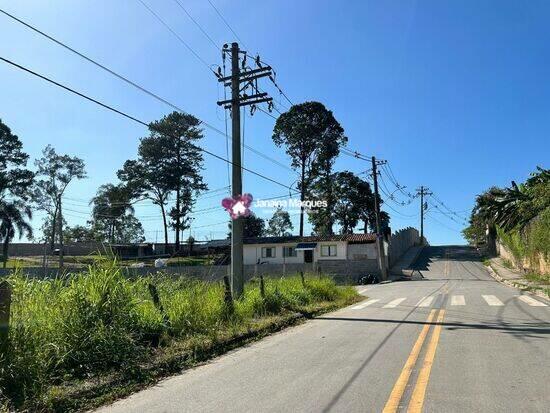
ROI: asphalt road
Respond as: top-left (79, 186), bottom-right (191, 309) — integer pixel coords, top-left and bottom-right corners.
top-left (98, 246), bottom-right (549, 413)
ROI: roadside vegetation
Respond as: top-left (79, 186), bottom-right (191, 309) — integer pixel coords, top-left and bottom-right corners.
top-left (0, 262), bottom-right (358, 411)
top-left (463, 167), bottom-right (549, 293)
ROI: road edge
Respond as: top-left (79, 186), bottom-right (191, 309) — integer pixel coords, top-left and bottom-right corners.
top-left (485, 261), bottom-right (549, 301)
top-left (42, 296), bottom-right (362, 413)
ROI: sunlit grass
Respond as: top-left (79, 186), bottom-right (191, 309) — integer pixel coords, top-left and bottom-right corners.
top-left (0, 263), bottom-right (357, 410)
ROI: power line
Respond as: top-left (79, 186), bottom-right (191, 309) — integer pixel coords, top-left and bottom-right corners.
top-left (429, 193), bottom-right (469, 219)
top-left (425, 213), bottom-right (463, 232)
top-left (426, 201), bottom-right (467, 226)
top-left (171, 0), bottom-right (219, 50)
top-left (378, 172), bottom-right (414, 206)
top-left (381, 163), bottom-right (416, 200)
top-left (206, 0), bottom-right (246, 48)
top-left (0, 7), bottom-right (290, 176)
top-left (136, 0), bottom-right (215, 72)
top-left (0, 56), bottom-right (298, 193)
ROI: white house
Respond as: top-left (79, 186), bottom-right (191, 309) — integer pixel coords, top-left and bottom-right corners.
top-left (242, 234), bottom-right (380, 265)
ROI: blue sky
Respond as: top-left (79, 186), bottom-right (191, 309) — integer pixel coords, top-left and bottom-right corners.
top-left (1, 0), bottom-right (549, 245)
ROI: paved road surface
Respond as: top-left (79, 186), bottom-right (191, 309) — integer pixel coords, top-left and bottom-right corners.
top-left (98, 246), bottom-right (549, 413)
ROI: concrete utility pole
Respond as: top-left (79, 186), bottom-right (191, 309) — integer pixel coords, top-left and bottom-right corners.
top-left (416, 186), bottom-right (432, 245)
top-left (371, 156), bottom-right (388, 281)
top-left (217, 43), bottom-right (273, 297)
top-left (58, 195), bottom-right (64, 271)
top-left (229, 42), bottom-right (244, 297)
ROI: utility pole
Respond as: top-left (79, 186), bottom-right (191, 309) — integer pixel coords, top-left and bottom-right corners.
top-left (217, 43), bottom-right (273, 297)
top-left (58, 195), bottom-right (64, 271)
top-left (416, 186), bottom-right (432, 244)
top-left (371, 156), bottom-right (388, 281)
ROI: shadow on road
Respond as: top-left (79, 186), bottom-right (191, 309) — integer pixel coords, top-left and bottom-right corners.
top-left (406, 245), bottom-right (487, 279)
top-left (315, 316), bottom-right (550, 339)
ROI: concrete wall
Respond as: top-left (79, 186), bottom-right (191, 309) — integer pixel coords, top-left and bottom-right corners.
top-left (243, 241), bottom-right (348, 265)
top-left (0, 259), bottom-right (377, 284)
top-left (497, 241), bottom-right (549, 275)
top-left (388, 227), bottom-right (421, 267)
top-left (7, 242), bottom-right (107, 257)
top-left (244, 243), bottom-right (305, 265)
top-left (347, 243), bottom-right (378, 260)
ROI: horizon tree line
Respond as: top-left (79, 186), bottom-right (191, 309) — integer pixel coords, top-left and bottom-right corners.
top-left (1, 102), bottom-right (390, 265)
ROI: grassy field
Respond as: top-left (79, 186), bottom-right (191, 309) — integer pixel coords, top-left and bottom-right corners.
top-left (0, 263), bottom-right (358, 411)
top-left (1, 254), bottom-right (221, 270)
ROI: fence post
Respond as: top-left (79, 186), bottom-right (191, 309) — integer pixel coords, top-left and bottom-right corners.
top-left (223, 275), bottom-right (233, 306)
top-left (0, 280), bottom-right (12, 355)
top-left (259, 274), bottom-right (265, 298)
top-left (148, 283), bottom-right (170, 326)
top-left (300, 270), bottom-right (306, 287)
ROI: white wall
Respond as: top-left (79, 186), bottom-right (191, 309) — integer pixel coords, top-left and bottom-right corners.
top-left (314, 241), bottom-right (347, 261)
top-left (243, 241), bottom-right (348, 265)
top-left (243, 243), bottom-right (304, 265)
top-left (347, 243), bottom-right (378, 260)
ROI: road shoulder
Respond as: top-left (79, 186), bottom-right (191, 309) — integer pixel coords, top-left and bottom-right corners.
top-left (485, 258), bottom-right (549, 301)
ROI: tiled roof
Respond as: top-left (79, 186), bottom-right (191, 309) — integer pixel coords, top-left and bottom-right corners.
top-left (242, 233), bottom-right (377, 245)
top-left (204, 233), bottom-right (377, 248)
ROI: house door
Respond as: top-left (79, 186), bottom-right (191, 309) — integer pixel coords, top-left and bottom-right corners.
top-left (304, 250), bottom-right (313, 263)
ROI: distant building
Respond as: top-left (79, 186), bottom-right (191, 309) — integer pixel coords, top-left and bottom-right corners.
top-left (241, 233), bottom-right (379, 265)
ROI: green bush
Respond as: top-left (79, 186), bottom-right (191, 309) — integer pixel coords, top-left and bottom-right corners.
top-left (0, 264), bottom-right (356, 409)
top-left (498, 207), bottom-right (550, 273)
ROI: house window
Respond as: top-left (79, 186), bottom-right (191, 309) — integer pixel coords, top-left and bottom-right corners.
top-left (261, 247), bottom-right (276, 258)
top-left (283, 246), bottom-right (297, 257)
top-left (321, 244), bottom-right (337, 257)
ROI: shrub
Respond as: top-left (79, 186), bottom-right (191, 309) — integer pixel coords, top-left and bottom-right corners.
top-left (1, 264), bottom-right (355, 409)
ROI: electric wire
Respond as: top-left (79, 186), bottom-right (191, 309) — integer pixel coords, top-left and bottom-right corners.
top-left (136, 0), bottom-right (215, 72)
top-left (206, 0), bottom-right (247, 48)
top-left (0, 56), bottom-right (298, 193)
top-left (171, 0), bottom-right (219, 50)
top-left (0, 8), bottom-right (291, 176)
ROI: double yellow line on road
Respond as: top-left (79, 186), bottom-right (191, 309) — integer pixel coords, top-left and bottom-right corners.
top-left (382, 308), bottom-right (446, 413)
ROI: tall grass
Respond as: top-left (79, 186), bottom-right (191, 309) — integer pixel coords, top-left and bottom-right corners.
top-left (0, 263), bottom-right (356, 409)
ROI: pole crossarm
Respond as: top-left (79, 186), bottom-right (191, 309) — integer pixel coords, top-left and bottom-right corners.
top-left (222, 96), bottom-right (273, 109)
top-left (217, 92), bottom-right (269, 107)
top-left (222, 70), bottom-right (272, 87)
top-left (217, 66), bottom-right (272, 83)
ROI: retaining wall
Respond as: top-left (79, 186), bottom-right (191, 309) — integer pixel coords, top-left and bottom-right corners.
top-left (388, 227), bottom-right (421, 267)
top-left (0, 259), bottom-right (380, 285)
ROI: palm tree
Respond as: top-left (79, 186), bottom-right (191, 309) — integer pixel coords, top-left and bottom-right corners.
top-left (0, 200), bottom-right (33, 268)
top-left (472, 187), bottom-right (505, 256)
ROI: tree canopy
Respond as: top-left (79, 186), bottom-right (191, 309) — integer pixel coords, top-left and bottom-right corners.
top-left (0, 119), bottom-right (34, 265)
top-left (33, 145), bottom-right (86, 251)
top-left (145, 112), bottom-right (207, 249)
top-left (266, 208), bottom-right (294, 236)
top-left (273, 101), bottom-right (346, 236)
top-left (228, 214), bottom-right (265, 238)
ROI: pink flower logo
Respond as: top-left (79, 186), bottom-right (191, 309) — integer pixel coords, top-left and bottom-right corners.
top-left (222, 193), bottom-right (253, 220)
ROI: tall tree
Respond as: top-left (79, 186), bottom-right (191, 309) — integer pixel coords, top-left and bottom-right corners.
top-left (266, 208), bottom-right (294, 236)
top-left (90, 184), bottom-right (143, 243)
top-left (33, 145), bottom-right (86, 258)
top-left (147, 112), bottom-right (207, 251)
top-left (118, 156), bottom-right (171, 249)
top-left (310, 171), bottom-right (383, 235)
top-left (228, 214), bottom-right (265, 238)
top-left (0, 119), bottom-right (34, 266)
top-left (330, 172), bottom-right (363, 234)
top-left (273, 102), bottom-right (346, 236)
top-left (63, 224), bottom-right (96, 243)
